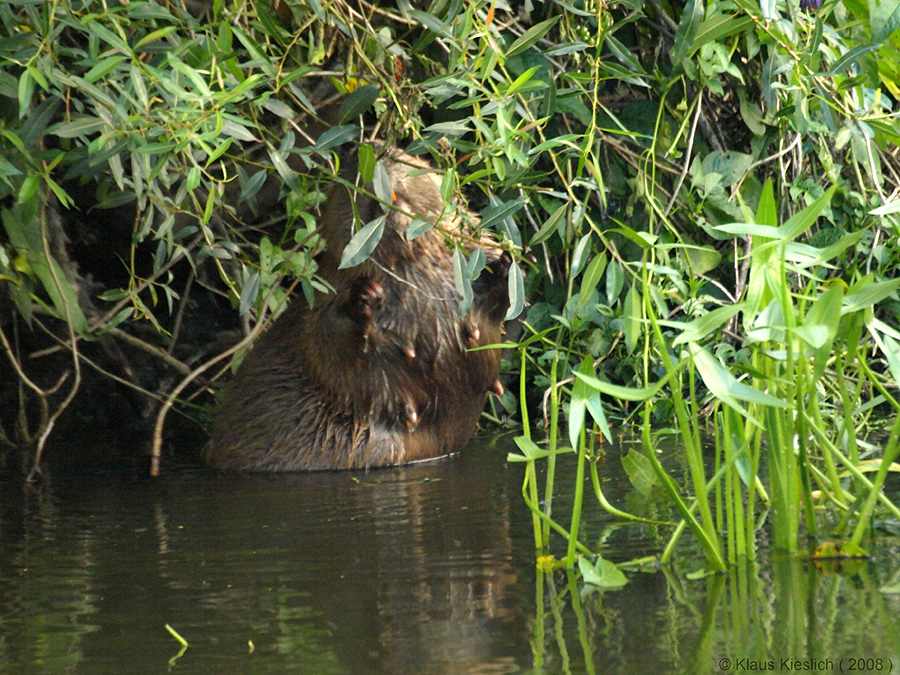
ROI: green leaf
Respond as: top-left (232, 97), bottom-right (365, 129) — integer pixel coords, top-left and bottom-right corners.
top-left (670, 304), bottom-right (742, 346)
top-left (671, 0), bottom-right (705, 65)
top-left (358, 144), bottom-right (376, 184)
top-left (623, 285), bottom-right (641, 353)
top-left (842, 278), bottom-right (900, 314)
top-left (691, 345), bottom-right (789, 412)
top-left (268, 146), bottom-right (298, 192)
top-left (506, 260), bottom-right (525, 320)
top-left (48, 116), bottom-right (106, 138)
top-left (238, 271), bottom-right (260, 316)
top-left (872, 0), bottom-right (900, 43)
top-left (339, 215), bottom-right (385, 269)
top-left (313, 125), bottom-right (358, 154)
top-left (406, 217), bottom-right (433, 240)
top-left (578, 556), bottom-right (628, 589)
top-left (373, 160), bottom-right (392, 205)
top-left (506, 66), bottom-right (539, 96)
top-left (135, 25), bottom-right (178, 48)
top-left (17, 70), bottom-right (33, 119)
top-left (692, 13), bottom-right (755, 55)
top-left (776, 186), bottom-right (836, 240)
top-left (621, 449), bottom-right (657, 496)
top-left (508, 436), bottom-right (555, 461)
top-left (232, 26), bottom-right (277, 78)
top-left (530, 202), bottom-right (566, 246)
top-left (798, 283), bottom-right (843, 349)
top-left (606, 34), bottom-right (645, 73)
top-left (757, 179), bottom-right (777, 227)
top-left (577, 253), bottom-right (607, 308)
top-left (339, 84), bottom-right (381, 123)
top-left (221, 118), bottom-right (258, 142)
top-left (816, 43), bottom-right (882, 77)
top-left (480, 197), bottom-right (527, 231)
top-left (453, 247), bottom-right (473, 315)
top-left (569, 358), bottom-right (590, 450)
top-left (507, 16), bottom-right (560, 58)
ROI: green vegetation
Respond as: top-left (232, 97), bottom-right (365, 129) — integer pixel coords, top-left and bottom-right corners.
top-left (1, 0), bottom-right (899, 567)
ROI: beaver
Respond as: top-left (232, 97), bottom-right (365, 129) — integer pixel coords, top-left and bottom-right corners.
top-left (206, 149), bottom-right (511, 471)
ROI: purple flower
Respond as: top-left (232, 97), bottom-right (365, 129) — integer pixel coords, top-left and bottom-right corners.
top-left (800, 0), bottom-right (820, 11)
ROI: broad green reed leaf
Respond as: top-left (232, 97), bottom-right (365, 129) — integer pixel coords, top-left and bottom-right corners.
top-left (777, 186), bottom-right (836, 240)
top-left (574, 361), bottom-right (685, 401)
top-left (842, 278), bottom-right (900, 314)
top-left (799, 283), bottom-right (842, 348)
top-left (669, 304), bottom-right (742, 346)
top-left (569, 358), bottom-right (612, 447)
top-left (691, 345), bottom-right (790, 411)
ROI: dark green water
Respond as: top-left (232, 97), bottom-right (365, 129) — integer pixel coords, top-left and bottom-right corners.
top-left (1, 437), bottom-right (899, 674)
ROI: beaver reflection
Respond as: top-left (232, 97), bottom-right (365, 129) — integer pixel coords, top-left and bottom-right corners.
top-left (207, 150), bottom-right (511, 471)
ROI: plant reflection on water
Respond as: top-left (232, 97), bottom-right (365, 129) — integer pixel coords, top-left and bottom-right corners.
top-left (1, 436), bottom-right (898, 674)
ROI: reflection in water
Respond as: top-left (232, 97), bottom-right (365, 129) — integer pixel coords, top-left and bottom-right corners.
top-left (1, 437), bottom-right (899, 674)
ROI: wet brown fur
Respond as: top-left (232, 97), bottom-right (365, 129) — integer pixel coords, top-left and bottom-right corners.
top-left (207, 150), bottom-right (511, 471)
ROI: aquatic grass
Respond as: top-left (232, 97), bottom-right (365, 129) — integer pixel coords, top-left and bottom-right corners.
top-left (514, 181), bottom-right (900, 572)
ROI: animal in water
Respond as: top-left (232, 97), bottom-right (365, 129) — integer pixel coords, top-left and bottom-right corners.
top-left (207, 149), bottom-right (512, 471)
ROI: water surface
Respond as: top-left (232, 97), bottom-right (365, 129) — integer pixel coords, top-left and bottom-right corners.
top-left (1, 436), bottom-right (899, 674)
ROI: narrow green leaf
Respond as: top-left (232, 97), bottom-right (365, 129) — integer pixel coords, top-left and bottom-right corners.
top-left (17, 70), bottom-right (33, 119)
top-left (48, 116), bottom-right (106, 138)
top-left (238, 271), bottom-right (260, 316)
top-left (670, 304), bottom-right (742, 346)
top-left (480, 197), bottom-right (527, 231)
top-left (505, 262), bottom-right (525, 321)
top-left (507, 16), bottom-right (560, 58)
top-left (135, 25), bottom-right (178, 48)
top-left (372, 160), bottom-right (392, 205)
top-left (842, 278), bottom-right (900, 314)
top-left (692, 346), bottom-right (789, 410)
top-left (232, 26), bottom-right (277, 78)
top-left (406, 217), bottom-right (433, 240)
top-left (530, 202), bottom-right (566, 246)
top-left (453, 247), bottom-right (473, 315)
top-left (623, 285), bottom-right (641, 353)
top-left (569, 358), bottom-right (589, 450)
top-left (756, 179), bottom-right (777, 227)
top-left (339, 215), bottom-right (386, 269)
top-left (358, 144), bottom-right (376, 184)
top-left (84, 55), bottom-right (126, 84)
top-left (691, 13), bottom-right (755, 55)
top-left (506, 66), bottom-right (539, 96)
top-left (671, 0), bottom-right (705, 65)
top-left (577, 253), bottom-right (607, 308)
top-left (816, 43), bottom-right (882, 77)
top-left (775, 186), bottom-right (835, 240)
